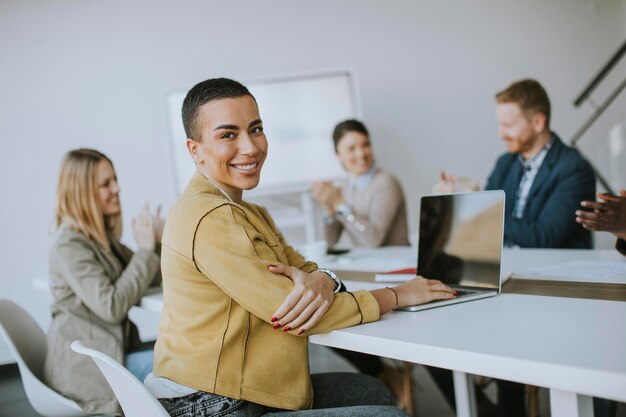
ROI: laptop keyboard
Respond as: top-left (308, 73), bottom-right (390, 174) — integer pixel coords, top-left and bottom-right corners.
top-left (456, 289), bottom-right (478, 297)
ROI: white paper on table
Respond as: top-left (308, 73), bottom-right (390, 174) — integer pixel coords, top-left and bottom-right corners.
top-left (330, 247), bottom-right (416, 272)
top-left (374, 273), bottom-right (415, 283)
top-left (512, 260), bottom-right (626, 284)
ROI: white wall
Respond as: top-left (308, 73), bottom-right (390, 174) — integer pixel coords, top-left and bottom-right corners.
top-left (1, 0), bottom-right (625, 363)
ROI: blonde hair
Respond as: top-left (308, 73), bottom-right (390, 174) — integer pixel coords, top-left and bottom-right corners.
top-left (55, 149), bottom-right (122, 251)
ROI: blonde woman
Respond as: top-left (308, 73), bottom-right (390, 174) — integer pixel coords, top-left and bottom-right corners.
top-left (44, 149), bottom-right (163, 416)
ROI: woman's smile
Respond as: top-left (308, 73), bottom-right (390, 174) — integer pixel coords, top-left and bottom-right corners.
top-left (230, 159), bottom-right (261, 174)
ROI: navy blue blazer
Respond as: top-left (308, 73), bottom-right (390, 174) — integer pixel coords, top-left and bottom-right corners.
top-left (485, 133), bottom-right (595, 248)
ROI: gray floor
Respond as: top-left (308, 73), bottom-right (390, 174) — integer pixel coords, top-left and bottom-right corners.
top-left (1, 346), bottom-right (624, 417)
top-left (0, 364), bottom-right (40, 417)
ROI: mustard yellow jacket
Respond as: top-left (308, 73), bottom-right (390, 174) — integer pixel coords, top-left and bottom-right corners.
top-left (154, 173), bottom-right (380, 410)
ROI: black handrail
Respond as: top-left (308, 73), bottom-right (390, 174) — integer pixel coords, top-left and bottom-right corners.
top-left (569, 39), bottom-right (626, 194)
top-left (571, 77), bottom-right (626, 147)
top-left (569, 73), bottom-right (624, 194)
top-left (573, 39), bottom-right (626, 107)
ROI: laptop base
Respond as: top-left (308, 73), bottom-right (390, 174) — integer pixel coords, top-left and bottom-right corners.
top-left (396, 290), bottom-right (497, 312)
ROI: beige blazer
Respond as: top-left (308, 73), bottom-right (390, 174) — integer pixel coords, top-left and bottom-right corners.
top-left (325, 169), bottom-right (410, 247)
top-left (154, 173), bottom-right (379, 411)
top-left (44, 223), bottom-right (161, 416)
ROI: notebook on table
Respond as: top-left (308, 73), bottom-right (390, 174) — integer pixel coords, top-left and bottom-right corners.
top-left (398, 190), bottom-right (505, 312)
top-left (375, 268), bottom-right (417, 283)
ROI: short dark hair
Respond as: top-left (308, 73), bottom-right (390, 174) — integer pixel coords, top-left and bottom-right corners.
top-left (332, 119), bottom-right (369, 152)
top-left (182, 78), bottom-right (254, 141)
top-left (495, 79), bottom-right (551, 127)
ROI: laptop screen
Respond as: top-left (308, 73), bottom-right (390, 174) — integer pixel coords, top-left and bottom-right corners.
top-left (418, 191), bottom-right (504, 289)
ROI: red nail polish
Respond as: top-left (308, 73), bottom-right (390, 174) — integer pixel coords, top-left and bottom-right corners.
top-left (271, 316), bottom-right (278, 322)
top-left (273, 322), bottom-right (281, 329)
top-left (297, 329), bottom-right (305, 335)
top-left (283, 326), bottom-right (291, 332)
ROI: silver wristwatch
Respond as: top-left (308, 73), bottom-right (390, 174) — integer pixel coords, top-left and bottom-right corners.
top-left (317, 269), bottom-right (343, 293)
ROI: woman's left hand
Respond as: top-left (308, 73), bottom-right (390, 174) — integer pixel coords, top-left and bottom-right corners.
top-left (311, 181), bottom-right (332, 205)
top-left (268, 264), bottom-right (336, 335)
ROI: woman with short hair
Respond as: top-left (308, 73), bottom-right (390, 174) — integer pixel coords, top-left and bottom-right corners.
top-left (149, 78), bottom-right (456, 417)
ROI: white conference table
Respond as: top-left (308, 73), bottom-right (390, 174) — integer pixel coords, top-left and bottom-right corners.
top-left (320, 246), bottom-right (626, 283)
top-left (141, 248), bottom-right (626, 417)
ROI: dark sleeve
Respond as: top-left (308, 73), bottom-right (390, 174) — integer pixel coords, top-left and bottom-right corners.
top-left (616, 238), bottom-right (626, 256)
top-left (485, 154), bottom-right (509, 191)
top-left (504, 156), bottom-right (595, 248)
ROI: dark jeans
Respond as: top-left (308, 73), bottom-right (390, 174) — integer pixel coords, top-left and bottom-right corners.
top-left (158, 372), bottom-right (408, 417)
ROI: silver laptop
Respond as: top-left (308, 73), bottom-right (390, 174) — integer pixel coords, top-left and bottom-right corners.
top-left (398, 190), bottom-right (505, 311)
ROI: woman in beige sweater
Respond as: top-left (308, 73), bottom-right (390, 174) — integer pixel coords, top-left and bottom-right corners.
top-left (311, 120), bottom-right (411, 407)
top-left (44, 149), bottom-right (162, 415)
top-left (149, 78), bottom-right (456, 417)
top-left (311, 119), bottom-right (409, 248)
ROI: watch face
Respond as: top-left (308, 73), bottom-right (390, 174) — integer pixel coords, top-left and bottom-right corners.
top-left (319, 269), bottom-right (341, 292)
top-left (322, 269), bottom-right (336, 278)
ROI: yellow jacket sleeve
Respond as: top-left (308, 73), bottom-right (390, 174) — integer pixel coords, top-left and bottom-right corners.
top-left (193, 204), bottom-right (379, 333)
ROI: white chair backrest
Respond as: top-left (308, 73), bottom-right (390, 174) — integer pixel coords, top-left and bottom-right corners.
top-left (0, 299), bottom-right (87, 417)
top-left (71, 340), bottom-right (171, 417)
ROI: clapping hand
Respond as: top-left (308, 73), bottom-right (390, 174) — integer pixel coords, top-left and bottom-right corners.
top-left (311, 181), bottom-right (344, 215)
top-left (433, 170), bottom-right (479, 194)
top-left (576, 189), bottom-right (626, 240)
top-left (132, 203), bottom-right (156, 251)
top-left (152, 204), bottom-right (165, 243)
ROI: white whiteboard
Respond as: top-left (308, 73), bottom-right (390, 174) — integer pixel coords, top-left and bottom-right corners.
top-left (166, 72), bottom-right (358, 194)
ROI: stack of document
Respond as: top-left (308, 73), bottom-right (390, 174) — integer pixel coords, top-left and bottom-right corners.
top-left (512, 260), bottom-right (626, 284)
top-left (374, 268), bottom-right (417, 283)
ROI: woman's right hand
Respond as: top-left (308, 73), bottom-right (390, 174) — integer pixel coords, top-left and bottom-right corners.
top-left (132, 203), bottom-right (156, 251)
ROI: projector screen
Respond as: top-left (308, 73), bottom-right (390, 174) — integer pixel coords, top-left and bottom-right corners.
top-left (166, 72), bottom-right (358, 194)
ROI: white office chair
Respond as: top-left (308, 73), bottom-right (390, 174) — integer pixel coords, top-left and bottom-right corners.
top-left (0, 299), bottom-right (87, 417)
top-left (70, 340), bottom-right (170, 417)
